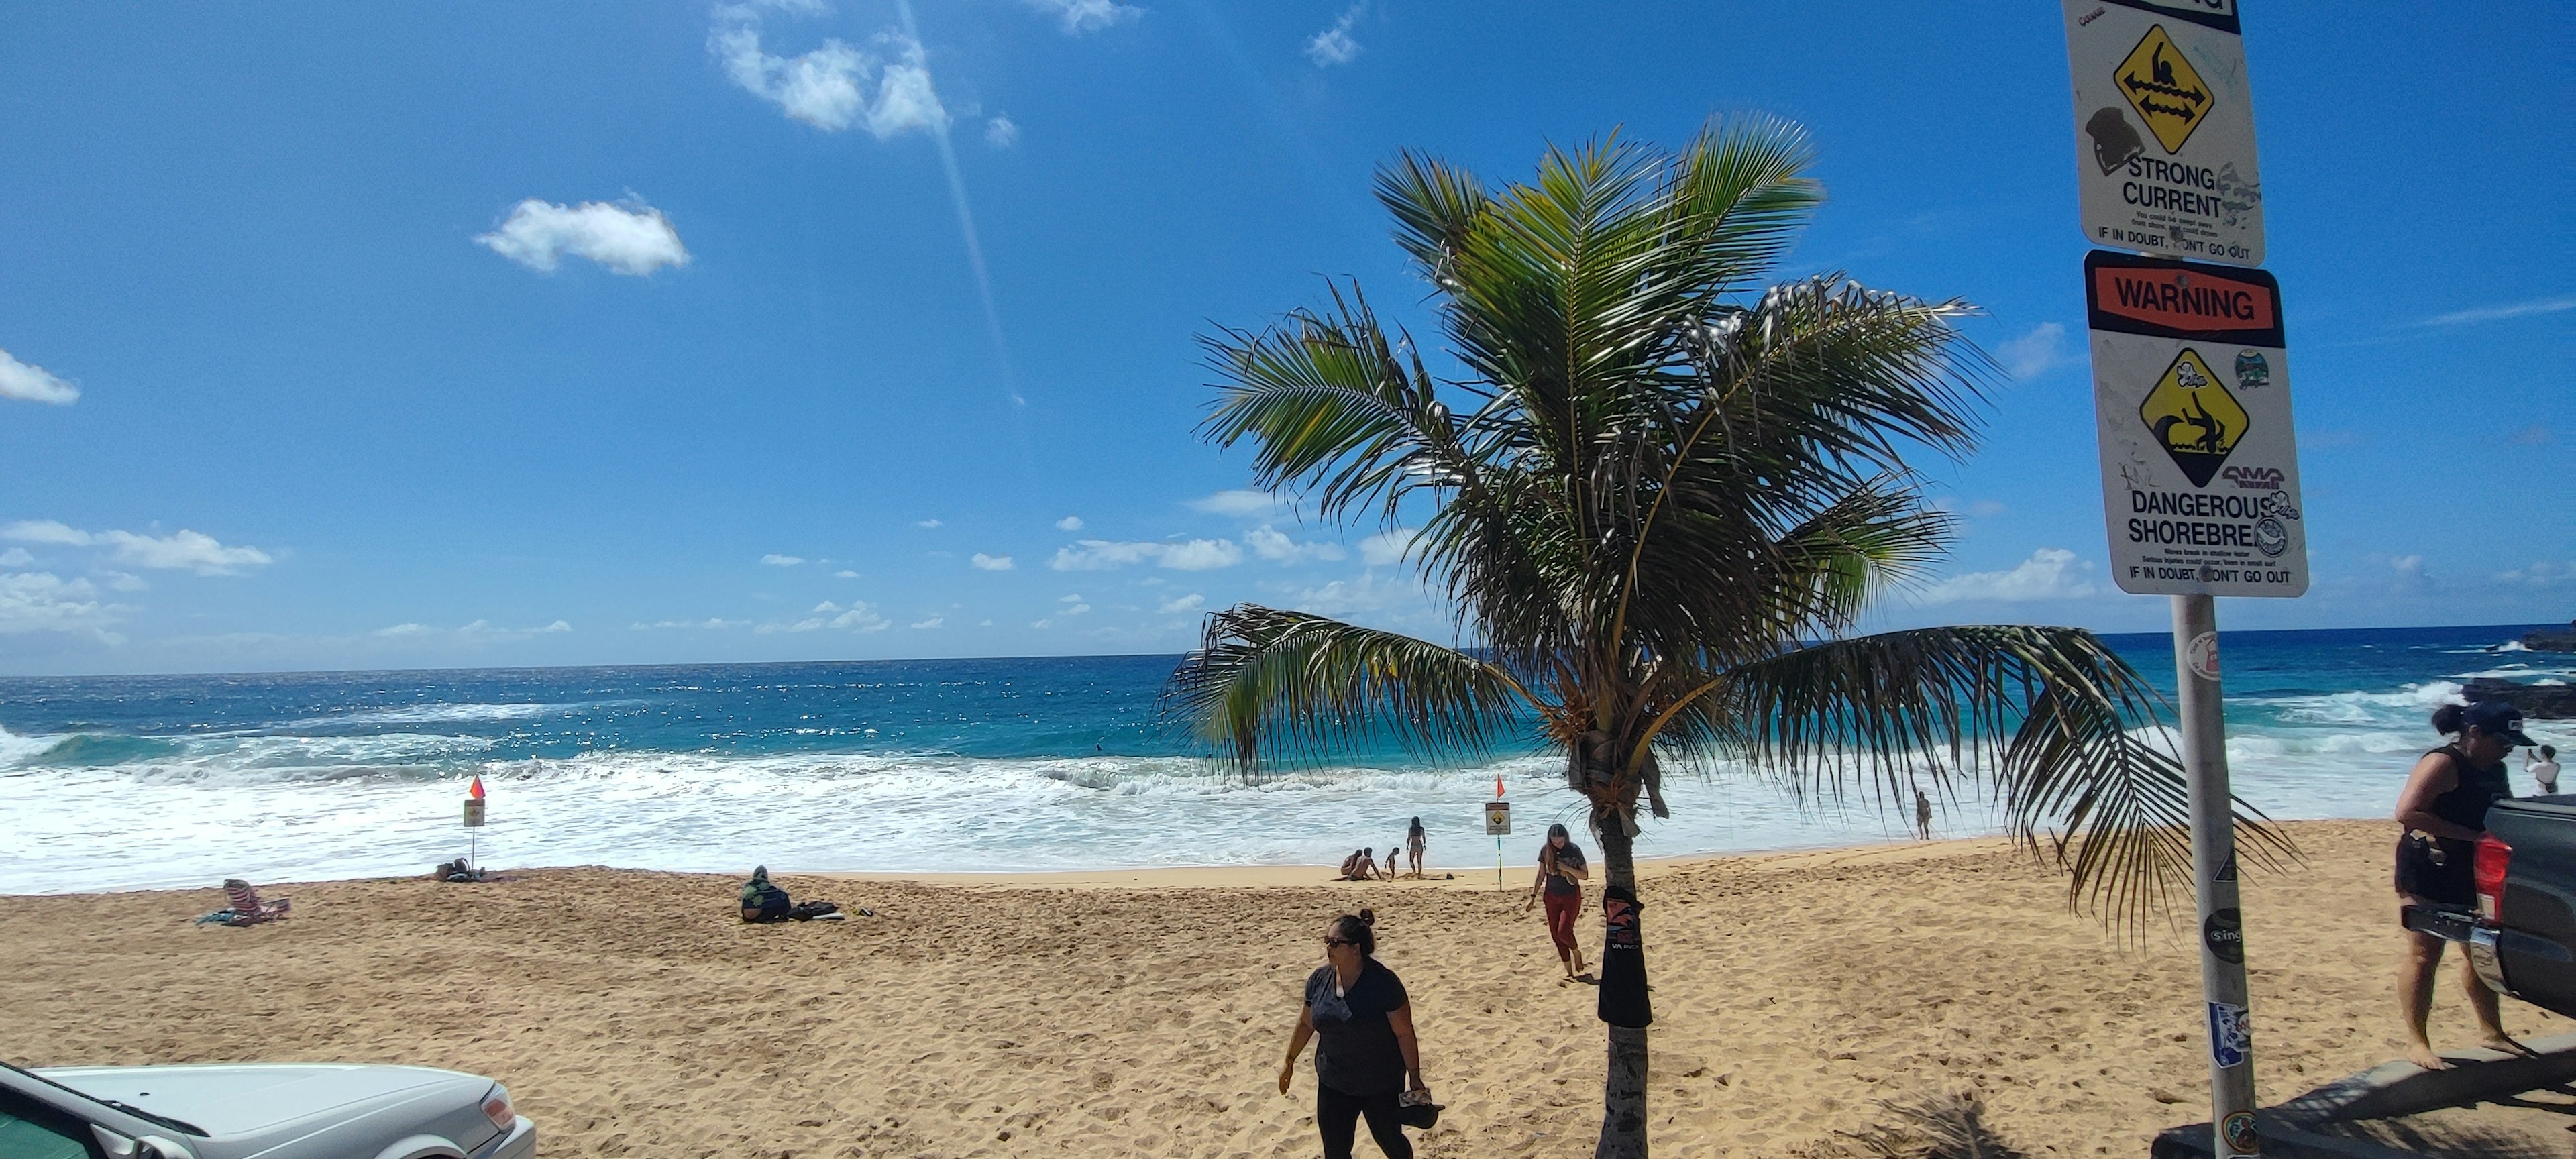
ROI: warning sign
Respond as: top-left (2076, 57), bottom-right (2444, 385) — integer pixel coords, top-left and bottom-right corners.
top-left (2138, 349), bottom-right (2246, 487)
top-left (2116, 25), bottom-right (2211, 154)
top-left (2085, 252), bottom-right (2304, 598)
top-left (2063, 1), bottom-right (2263, 266)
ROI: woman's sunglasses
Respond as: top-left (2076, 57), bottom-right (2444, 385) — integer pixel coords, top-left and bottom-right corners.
top-left (1323, 936), bottom-right (1356, 947)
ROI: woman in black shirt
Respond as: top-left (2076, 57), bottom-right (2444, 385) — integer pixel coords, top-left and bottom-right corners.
top-left (2393, 700), bottom-right (2532, 1068)
top-left (1278, 909), bottom-right (1429, 1158)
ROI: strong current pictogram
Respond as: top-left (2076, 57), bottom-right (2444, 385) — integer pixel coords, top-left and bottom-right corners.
top-left (2116, 25), bottom-right (2212, 154)
top-left (2138, 347), bottom-right (2248, 488)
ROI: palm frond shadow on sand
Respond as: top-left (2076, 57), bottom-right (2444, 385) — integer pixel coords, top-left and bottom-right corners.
top-left (1793, 1094), bottom-right (2027, 1159)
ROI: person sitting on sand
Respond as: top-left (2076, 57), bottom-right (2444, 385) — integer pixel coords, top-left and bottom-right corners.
top-left (1522, 824), bottom-right (1588, 979)
top-left (1338, 848), bottom-right (1381, 882)
top-left (431, 857), bottom-right (486, 883)
top-left (1278, 909), bottom-right (1432, 1158)
top-left (1405, 817), bottom-right (1426, 879)
top-left (2394, 701), bottom-right (2530, 1068)
top-left (739, 865), bottom-right (849, 923)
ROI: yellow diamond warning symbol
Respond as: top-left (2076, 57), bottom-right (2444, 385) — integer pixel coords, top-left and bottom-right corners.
top-left (2139, 347), bottom-right (2247, 488)
top-left (2116, 25), bottom-right (2212, 154)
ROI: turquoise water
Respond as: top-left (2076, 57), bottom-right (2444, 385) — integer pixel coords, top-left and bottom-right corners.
top-left (1, 626), bottom-right (2566, 893)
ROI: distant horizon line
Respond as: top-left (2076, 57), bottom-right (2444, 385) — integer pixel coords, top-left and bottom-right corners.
top-left (0, 620), bottom-right (2557, 683)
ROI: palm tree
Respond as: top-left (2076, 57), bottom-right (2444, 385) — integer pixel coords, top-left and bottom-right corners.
top-left (1165, 118), bottom-right (2283, 1158)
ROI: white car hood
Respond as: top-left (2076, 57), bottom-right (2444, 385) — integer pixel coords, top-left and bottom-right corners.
top-left (37, 1063), bottom-right (465, 1137)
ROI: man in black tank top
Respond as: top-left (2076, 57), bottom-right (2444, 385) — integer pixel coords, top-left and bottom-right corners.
top-left (2392, 700), bottom-right (2534, 1069)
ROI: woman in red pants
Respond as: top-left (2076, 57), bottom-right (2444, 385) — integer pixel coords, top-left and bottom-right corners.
top-left (1521, 822), bottom-right (1589, 979)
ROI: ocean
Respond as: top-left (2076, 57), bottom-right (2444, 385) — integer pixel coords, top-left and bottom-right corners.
top-left (2, 624), bottom-right (2567, 894)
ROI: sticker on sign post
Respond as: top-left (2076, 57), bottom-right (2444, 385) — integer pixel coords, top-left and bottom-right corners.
top-left (2086, 251), bottom-right (2304, 598)
top-left (2063, 1), bottom-right (2263, 266)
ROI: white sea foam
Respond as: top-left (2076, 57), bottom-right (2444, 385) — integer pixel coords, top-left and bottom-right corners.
top-left (5, 705), bottom-right (2566, 895)
top-left (282, 702), bottom-right (576, 728)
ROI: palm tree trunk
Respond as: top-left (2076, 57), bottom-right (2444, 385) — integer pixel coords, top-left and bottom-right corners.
top-left (1593, 804), bottom-right (1649, 1158)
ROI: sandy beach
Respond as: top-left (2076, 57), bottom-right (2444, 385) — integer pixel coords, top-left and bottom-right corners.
top-left (3, 819), bottom-right (2567, 1156)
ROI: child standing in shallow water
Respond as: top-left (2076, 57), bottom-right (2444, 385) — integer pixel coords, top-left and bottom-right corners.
top-left (1522, 822), bottom-right (1589, 979)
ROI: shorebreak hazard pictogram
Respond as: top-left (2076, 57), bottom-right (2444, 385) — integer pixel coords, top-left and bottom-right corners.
top-left (2139, 348), bottom-right (2247, 488)
top-left (2117, 25), bottom-right (2211, 154)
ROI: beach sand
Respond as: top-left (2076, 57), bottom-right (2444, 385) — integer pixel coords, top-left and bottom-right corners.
top-left (3, 819), bottom-right (2567, 1156)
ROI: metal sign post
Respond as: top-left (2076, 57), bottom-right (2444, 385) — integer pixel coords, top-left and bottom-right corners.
top-left (2175, 594), bottom-right (2258, 1156)
top-left (1484, 800), bottom-right (1511, 891)
top-left (2065, 5), bottom-right (2288, 1156)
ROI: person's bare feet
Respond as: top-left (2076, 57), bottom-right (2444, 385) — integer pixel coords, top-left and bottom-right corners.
top-left (2403, 1042), bottom-right (2451, 1070)
top-left (2477, 1031), bottom-right (2536, 1057)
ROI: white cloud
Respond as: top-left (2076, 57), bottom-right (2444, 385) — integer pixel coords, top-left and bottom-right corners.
top-left (633, 618), bottom-right (747, 630)
top-left (1030, 618), bottom-right (1052, 629)
top-left (971, 552), bottom-right (1015, 571)
top-left (985, 115), bottom-right (1020, 148)
top-left (1051, 537), bottom-right (1246, 571)
top-left (832, 604), bottom-right (890, 631)
top-left (1996, 322), bottom-right (2072, 380)
top-left (1058, 594), bottom-right (1092, 616)
top-left (1021, 0), bottom-right (1140, 34)
top-left (1285, 571), bottom-right (1423, 618)
top-left (1246, 525), bottom-right (1346, 565)
top-left (476, 199), bottom-right (689, 276)
top-left (1, 521), bottom-right (272, 575)
top-left (2422, 295), bottom-right (2576, 328)
top-left (1055, 515), bottom-right (1084, 531)
top-left (1157, 592), bottom-right (1205, 614)
top-left (1189, 489), bottom-right (1293, 518)
top-left (912, 615), bottom-right (944, 629)
top-left (1358, 528), bottom-right (1418, 567)
top-left (711, 5), bottom-right (948, 137)
top-left (0, 548), bottom-right (29, 567)
top-left (96, 570), bottom-right (148, 592)
top-left (0, 571), bottom-right (123, 635)
top-left (835, 569), bottom-right (862, 578)
top-left (1915, 548), bottom-right (2098, 604)
top-left (916, 518), bottom-right (943, 528)
top-left (1306, 4), bottom-right (1364, 66)
top-left (979, 618), bottom-right (994, 626)
top-left (376, 618), bottom-right (571, 639)
top-left (812, 600), bottom-right (842, 612)
top-left (0, 348), bottom-right (80, 405)
top-left (761, 553), bottom-right (806, 567)
top-left (2496, 561), bottom-right (2575, 588)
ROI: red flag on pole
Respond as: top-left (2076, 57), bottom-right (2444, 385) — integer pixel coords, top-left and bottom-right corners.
top-left (468, 775), bottom-right (486, 801)
top-left (1495, 774), bottom-right (1505, 799)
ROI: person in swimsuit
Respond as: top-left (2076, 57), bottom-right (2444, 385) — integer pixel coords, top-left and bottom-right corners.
top-left (1405, 817), bottom-right (1426, 879)
top-left (2529, 744), bottom-right (2559, 795)
top-left (2393, 700), bottom-right (2534, 1068)
top-left (1277, 909), bottom-right (1430, 1158)
top-left (1521, 823), bottom-right (1589, 979)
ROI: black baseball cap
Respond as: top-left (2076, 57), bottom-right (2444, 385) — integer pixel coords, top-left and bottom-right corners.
top-left (2465, 700), bottom-right (2538, 747)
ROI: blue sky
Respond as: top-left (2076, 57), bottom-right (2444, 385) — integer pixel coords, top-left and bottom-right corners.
top-left (1, 1), bottom-right (2567, 675)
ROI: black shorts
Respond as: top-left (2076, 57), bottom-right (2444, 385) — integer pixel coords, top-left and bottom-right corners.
top-left (2394, 832), bottom-right (2473, 906)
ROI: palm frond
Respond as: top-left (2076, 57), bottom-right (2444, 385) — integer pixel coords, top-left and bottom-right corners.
top-left (1703, 626), bottom-right (2293, 932)
top-left (1161, 604), bottom-right (1534, 775)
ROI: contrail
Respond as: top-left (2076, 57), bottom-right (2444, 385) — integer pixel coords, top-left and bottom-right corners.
top-left (894, 0), bottom-right (1026, 410)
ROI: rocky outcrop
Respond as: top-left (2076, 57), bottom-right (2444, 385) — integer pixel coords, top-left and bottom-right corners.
top-left (2465, 677), bottom-right (2576, 720)
top-left (2520, 621), bottom-right (2576, 652)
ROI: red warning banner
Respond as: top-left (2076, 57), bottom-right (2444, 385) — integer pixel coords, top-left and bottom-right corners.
top-left (2084, 252), bottom-right (2284, 345)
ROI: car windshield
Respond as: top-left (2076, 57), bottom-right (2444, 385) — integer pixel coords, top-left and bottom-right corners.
top-left (2, 1062), bottom-right (209, 1137)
